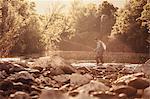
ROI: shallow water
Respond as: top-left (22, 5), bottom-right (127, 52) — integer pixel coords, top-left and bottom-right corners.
top-left (0, 58), bottom-right (21, 62)
top-left (71, 62), bottom-right (141, 67)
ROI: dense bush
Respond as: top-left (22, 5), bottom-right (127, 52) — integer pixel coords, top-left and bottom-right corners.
top-left (0, 0), bottom-right (74, 56)
top-left (110, 0), bottom-right (149, 53)
top-left (59, 1), bottom-right (117, 51)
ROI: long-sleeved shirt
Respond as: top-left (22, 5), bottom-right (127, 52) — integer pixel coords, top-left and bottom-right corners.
top-left (95, 40), bottom-right (106, 53)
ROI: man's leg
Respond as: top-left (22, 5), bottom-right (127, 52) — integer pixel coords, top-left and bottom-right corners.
top-left (100, 52), bottom-right (104, 64)
top-left (100, 55), bottom-right (104, 64)
top-left (96, 56), bottom-right (99, 65)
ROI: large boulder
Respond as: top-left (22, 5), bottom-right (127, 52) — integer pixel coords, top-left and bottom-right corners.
top-left (127, 77), bottom-right (149, 89)
top-left (39, 89), bottom-right (67, 99)
top-left (50, 56), bottom-right (76, 74)
top-left (76, 80), bottom-right (110, 93)
top-left (53, 74), bottom-right (70, 84)
top-left (143, 86), bottom-right (150, 99)
top-left (0, 80), bottom-right (13, 91)
top-left (9, 64), bottom-right (25, 74)
top-left (140, 59), bottom-right (150, 77)
top-left (0, 62), bottom-right (14, 72)
top-left (70, 73), bottom-right (93, 87)
top-left (76, 67), bottom-right (91, 74)
top-left (35, 75), bottom-right (59, 88)
top-left (33, 56), bottom-right (77, 75)
top-left (114, 73), bottom-right (145, 85)
top-left (0, 62), bottom-right (25, 74)
top-left (112, 85), bottom-right (137, 97)
top-left (6, 71), bottom-right (34, 84)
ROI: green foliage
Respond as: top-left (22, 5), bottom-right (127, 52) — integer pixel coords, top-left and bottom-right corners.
top-left (11, 15), bottom-right (45, 54)
top-left (140, 3), bottom-right (150, 43)
top-left (0, 0), bottom-right (75, 56)
top-left (59, 1), bottom-right (117, 51)
top-left (70, 1), bottom-right (117, 36)
top-left (110, 0), bottom-right (149, 53)
top-left (97, 1), bottom-right (117, 37)
top-left (0, 0), bottom-right (31, 56)
top-left (0, 0), bottom-right (45, 56)
top-left (40, 2), bottom-right (75, 51)
top-left (1, 0), bottom-right (149, 56)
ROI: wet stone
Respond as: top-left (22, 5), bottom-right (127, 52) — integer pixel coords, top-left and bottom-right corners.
top-left (76, 80), bottom-right (109, 93)
top-left (127, 77), bottom-right (150, 89)
top-left (143, 86), bottom-right (150, 99)
top-left (70, 73), bottom-right (93, 87)
top-left (39, 89), bottom-right (67, 99)
top-left (68, 91), bottom-right (79, 97)
top-left (92, 91), bottom-right (117, 99)
top-left (0, 71), bottom-right (8, 81)
top-left (118, 93), bottom-right (128, 99)
top-left (6, 71), bottom-right (34, 84)
top-left (0, 80), bottom-right (13, 91)
top-left (49, 67), bottom-right (65, 76)
top-left (77, 67), bottom-right (91, 74)
top-left (114, 73), bottom-right (145, 85)
top-left (113, 85), bottom-right (137, 97)
top-left (9, 64), bottom-right (25, 74)
top-left (31, 66), bottom-right (43, 72)
top-left (9, 91), bottom-right (31, 99)
top-left (53, 74), bottom-right (70, 84)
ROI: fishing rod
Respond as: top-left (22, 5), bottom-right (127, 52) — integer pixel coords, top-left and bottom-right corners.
top-left (63, 39), bottom-right (95, 51)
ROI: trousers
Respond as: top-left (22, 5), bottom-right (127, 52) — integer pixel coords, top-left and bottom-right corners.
top-left (95, 52), bottom-right (104, 65)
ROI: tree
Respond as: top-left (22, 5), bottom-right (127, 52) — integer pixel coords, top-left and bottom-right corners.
top-left (41, 1), bottom-right (75, 51)
top-left (96, 1), bottom-right (117, 38)
top-left (140, 2), bottom-right (150, 44)
top-left (110, 0), bottom-right (148, 53)
top-left (58, 1), bottom-right (117, 51)
top-left (0, 0), bottom-right (45, 56)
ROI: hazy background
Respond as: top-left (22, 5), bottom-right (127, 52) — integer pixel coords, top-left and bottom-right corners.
top-left (30, 0), bottom-right (129, 14)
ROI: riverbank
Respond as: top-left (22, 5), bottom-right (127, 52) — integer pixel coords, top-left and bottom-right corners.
top-left (0, 56), bottom-right (150, 99)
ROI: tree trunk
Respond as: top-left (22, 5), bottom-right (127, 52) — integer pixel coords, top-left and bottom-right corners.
top-left (1, 0), bottom-right (8, 36)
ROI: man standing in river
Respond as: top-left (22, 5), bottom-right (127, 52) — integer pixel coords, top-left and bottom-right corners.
top-left (94, 38), bottom-right (106, 65)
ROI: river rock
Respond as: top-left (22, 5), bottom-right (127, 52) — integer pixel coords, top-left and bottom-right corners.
top-left (143, 86), bottom-right (150, 99)
top-left (9, 91), bottom-right (31, 99)
top-left (39, 89), bottom-right (67, 99)
top-left (114, 73), bottom-right (145, 85)
top-left (6, 71), bottom-right (34, 84)
top-left (0, 62), bottom-right (14, 73)
top-left (0, 71), bottom-right (8, 81)
top-left (31, 66), bottom-right (43, 72)
top-left (118, 93), bottom-right (128, 99)
top-left (70, 73), bottom-right (93, 87)
top-left (50, 56), bottom-right (77, 74)
top-left (0, 80), bottom-right (13, 91)
top-left (53, 74), bottom-right (70, 84)
top-left (9, 64), bottom-right (25, 74)
top-left (92, 91), bottom-right (117, 99)
top-left (70, 93), bottom-right (98, 99)
top-left (50, 67), bottom-right (65, 76)
top-left (105, 66), bottom-right (117, 72)
top-left (127, 77), bottom-right (149, 89)
top-left (68, 91), bottom-right (79, 97)
top-left (13, 82), bottom-right (31, 93)
top-left (112, 85), bottom-right (137, 97)
top-left (77, 67), bottom-right (91, 74)
top-left (76, 80), bottom-right (109, 93)
top-left (141, 59), bottom-right (150, 78)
